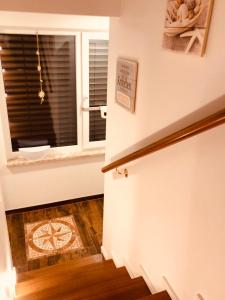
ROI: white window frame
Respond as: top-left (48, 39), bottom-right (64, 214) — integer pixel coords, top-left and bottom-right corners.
top-left (82, 32), bottom-right (109, 149)
top-left (0, 29), bottom-right (83, 159)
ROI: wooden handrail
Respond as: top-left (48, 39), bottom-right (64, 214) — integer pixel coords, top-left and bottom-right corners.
top-left (102, 108), bottom-right (225, 173)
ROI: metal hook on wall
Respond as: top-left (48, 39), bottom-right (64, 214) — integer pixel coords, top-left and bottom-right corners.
top-left (116, 168), bottom-right (128, 178)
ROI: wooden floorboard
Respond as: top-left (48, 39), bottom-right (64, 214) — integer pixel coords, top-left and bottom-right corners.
top-left (7, 197), bottom-right (104, 273)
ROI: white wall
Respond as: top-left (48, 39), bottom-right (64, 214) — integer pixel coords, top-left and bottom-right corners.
top-left (0, 11), bottom-right (109, 31)
top-left (103, 1), bottom-right (225, 300)
top-left (0, 184), bottom-right (14, 300)
top-left (1, 157), bottom-right (104, 211)
top-left (0, 0), bottom-right (121, 17)
top-left (0, 12), bottom-right (107, 210)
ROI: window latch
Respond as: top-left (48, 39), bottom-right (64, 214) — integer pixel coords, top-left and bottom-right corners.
top-left (81, 106), bottom-right (101, 112)
top-left (81, 106), bottom-right (107, 119)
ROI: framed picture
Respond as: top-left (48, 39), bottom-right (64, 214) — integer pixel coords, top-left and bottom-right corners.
top-left (163, 0), bottom-right (214, 56)
top-left (115, 58), bottom-right (138, 113)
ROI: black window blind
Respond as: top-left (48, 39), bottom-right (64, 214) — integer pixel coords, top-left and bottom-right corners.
top-left (0, 34), bottom-right (77, 151)
top-left (89, 39), bottom-right (108, 142)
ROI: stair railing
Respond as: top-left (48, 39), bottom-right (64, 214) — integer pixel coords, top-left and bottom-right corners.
top-left (102, 108), bottom-right (225, 173)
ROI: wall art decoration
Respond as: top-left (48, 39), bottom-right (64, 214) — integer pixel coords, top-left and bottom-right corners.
top-left (163, 0), bottom-right (214, 56)
top-left (115, 58), bottom-right (138, 113)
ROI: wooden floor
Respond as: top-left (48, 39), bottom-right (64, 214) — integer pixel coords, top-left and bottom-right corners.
top-left (6, 197), bottom-right (103, 273)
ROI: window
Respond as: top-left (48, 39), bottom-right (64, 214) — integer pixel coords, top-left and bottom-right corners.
top-left (0, 31), bottom-right (109, 156)
top-left (82, 32), bottom-right (109, 148)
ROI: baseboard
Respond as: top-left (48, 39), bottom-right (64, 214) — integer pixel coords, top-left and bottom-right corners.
top-left (123, 258), bottom-right (140, 279)
top-left (101, 247), bottom-right (153, 293)
top-left (139, 264), bottom-right (157, 294)
top-left (162, 276), bottom-right (180, 300)
top-left (104, 248), bottom-right (141, 280)
top-left (101, 247), bottom-right (178, 298)
top-left (111, 250), bottom-right (124, 268)
top-left (100, 246), bottom-right (112, 260)
top-left (6, 194), bottom-right (104, 215)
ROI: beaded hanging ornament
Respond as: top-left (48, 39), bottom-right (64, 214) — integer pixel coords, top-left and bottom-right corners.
top-left (36, 33), bottom-right (45, 104)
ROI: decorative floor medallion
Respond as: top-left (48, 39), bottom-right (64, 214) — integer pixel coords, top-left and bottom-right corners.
top-left (25, 216), bottom-right (83, 260)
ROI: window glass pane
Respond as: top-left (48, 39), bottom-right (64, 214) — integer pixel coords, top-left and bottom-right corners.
top-left (0, 34), bottom-right (77, 151)
top-left (89, 39), bottom-right (108, 142)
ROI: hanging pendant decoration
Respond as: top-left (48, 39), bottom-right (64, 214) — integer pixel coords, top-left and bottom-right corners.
top-left (36, 33), bottom-right (45, 104)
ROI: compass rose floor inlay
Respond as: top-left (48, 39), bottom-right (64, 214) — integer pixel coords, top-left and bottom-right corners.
top-left (25, 215), bottom-right (83, 260)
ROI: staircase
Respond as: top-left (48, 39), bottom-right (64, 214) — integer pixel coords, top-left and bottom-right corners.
top-left (15, 254), bottom-right (171, 300)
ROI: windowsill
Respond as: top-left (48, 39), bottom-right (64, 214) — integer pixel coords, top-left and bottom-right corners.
top-left (7, 148), bottom-right (105, 167)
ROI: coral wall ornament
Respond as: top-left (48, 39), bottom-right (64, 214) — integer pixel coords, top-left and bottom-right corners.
top-left (163, 0), bottom-right (214, 56)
